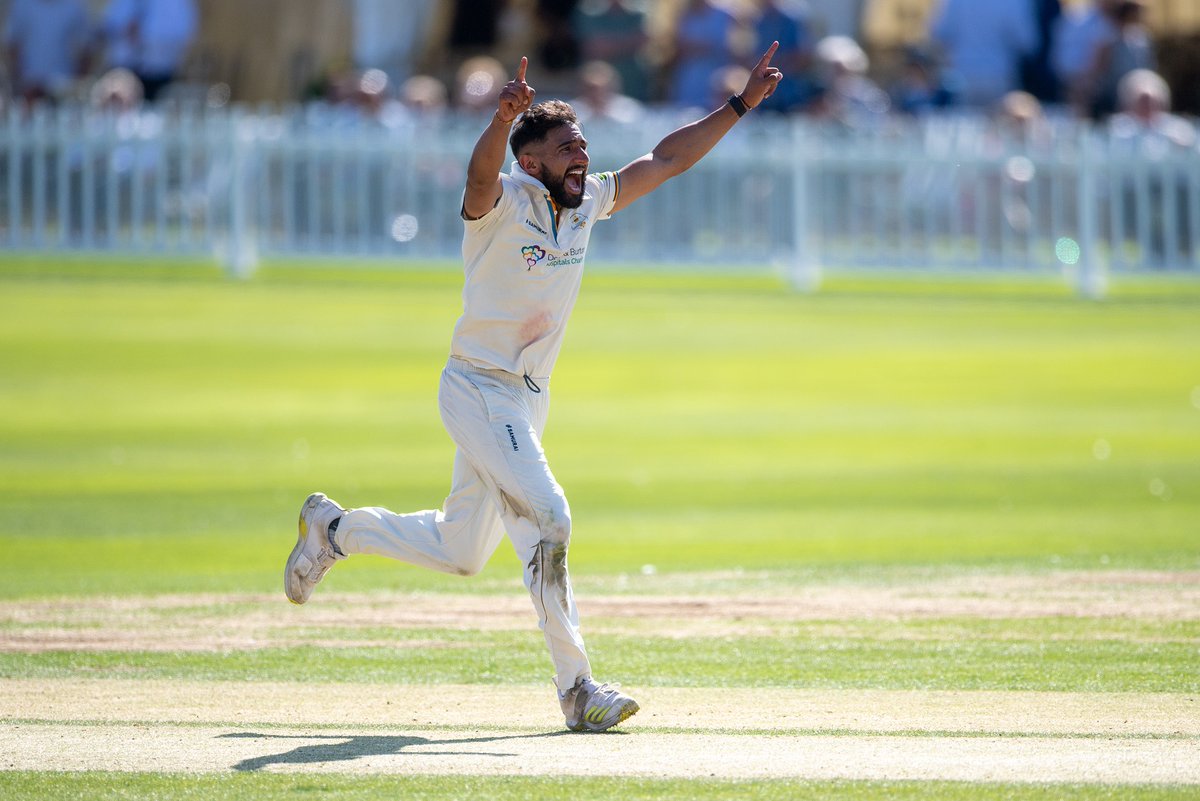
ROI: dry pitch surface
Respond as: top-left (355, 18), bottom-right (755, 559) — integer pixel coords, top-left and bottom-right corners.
top-left (1, 570), bottom-right (1197, 782)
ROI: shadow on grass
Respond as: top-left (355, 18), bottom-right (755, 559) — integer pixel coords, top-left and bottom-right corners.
top-left (219, 730), bottom-right (577, 772)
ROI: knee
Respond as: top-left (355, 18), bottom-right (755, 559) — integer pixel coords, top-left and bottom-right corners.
top-left (454, 556), bottom-right (489, 577)
top-left (539, 498), bottom-right (571, 546)
top-left (445, 539), bottom-right (495, 577)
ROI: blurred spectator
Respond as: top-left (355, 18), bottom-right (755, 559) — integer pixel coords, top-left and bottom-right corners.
top-left (1052, 0), bottom-right (1116, 114)
top-left (449, 0), bottom-right (504, 52)
top-left (538, 0), bottom-right (581, 72)
top-left (710, 63), bottom-right (750, 110)
top-left (751, 0), bottom-right (814, 113)
top-left (1088, 0), bottom-right (1155, 119)
top-left (400, 74), bottom-right (449, 118)
top-left (890, 47), bottom-right (955, 116)
top-left (571, 0), bottom-right (650, 102)
top-left (3, 0), bottom-right (91, 104)
top-left (1018, 0), bottom-right (1062, 102)
top-left (100, 0), bottom-right (135, 72)
top-left (89, 66), bottom-right (142, 113)
top-left (989, 91), bottom-right (1048, 237)
top-left (455, 55), bottom-right (508, 114)
top-left (995, 89), bottom-right (1048, 142)
top-left (668, 0), bottom-right (738, 111)
top-left (1109, 69), bottom-right (1195, 150)
top-left (100, 0), bottom-right (198, 103)
top-left (1108, 69), bottom-right (1196, 268)
top-left (929, 0), bottom-right (1038, 109)
top-left (570, 59), bottom-right (643, 125)
top-left (353, 0), bottom-right (438, 83)
top-left (810, 35), bottom-right (890, 129)
top-left (334, 67), bottom-right (391, 118)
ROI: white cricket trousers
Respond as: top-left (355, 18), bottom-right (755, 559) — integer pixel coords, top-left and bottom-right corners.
top-left (335, 357), bottom-right (590, 692)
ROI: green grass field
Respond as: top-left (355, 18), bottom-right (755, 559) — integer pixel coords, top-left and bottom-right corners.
top-left (0, 259), bottom-right (1198, 799)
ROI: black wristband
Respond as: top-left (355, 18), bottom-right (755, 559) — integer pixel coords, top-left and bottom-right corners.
top-left (727, 94), bottom-right (748, 118)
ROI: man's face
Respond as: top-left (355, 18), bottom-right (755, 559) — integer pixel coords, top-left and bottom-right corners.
top-left (524, 124), bottom-right (589, 209)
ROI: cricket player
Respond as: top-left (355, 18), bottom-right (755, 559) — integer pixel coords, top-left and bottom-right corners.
top-left (285, 45), bottom-right (783, 732)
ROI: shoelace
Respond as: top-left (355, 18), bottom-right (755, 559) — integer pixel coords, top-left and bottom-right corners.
top-left (307, 546), bottom-right (339, 581)
top-left (586, 682), bottom-right (627, 709)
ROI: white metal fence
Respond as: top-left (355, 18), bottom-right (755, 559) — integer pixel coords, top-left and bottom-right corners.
top-left (1, 104), bottom-right (1197, 292)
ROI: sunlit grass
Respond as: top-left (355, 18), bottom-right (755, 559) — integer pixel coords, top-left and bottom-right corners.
top-left (2, 772), bottom-right (1192, 801)
top-left (0, 261), bottom-right (1196, 597)
top-left (1, 260), bottom-right (1197, 800)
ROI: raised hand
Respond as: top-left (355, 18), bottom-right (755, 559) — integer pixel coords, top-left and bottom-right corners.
top-left (739, 41), bottom-right (784, 109)
top-left (496, 57), bottom-right (536, 124)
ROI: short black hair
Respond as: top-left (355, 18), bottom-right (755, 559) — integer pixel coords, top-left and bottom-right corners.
top-left (510, 100), bottom-right (578, 159)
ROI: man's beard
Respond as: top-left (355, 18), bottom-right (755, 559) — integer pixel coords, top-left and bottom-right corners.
top-left (544, 169), bottom-right (585, 209)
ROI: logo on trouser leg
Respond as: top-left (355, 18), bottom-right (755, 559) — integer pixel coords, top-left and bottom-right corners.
top-left (505, 423), bottom-right (520, 451)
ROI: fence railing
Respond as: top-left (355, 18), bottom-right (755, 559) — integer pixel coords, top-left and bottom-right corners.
top-left (1, 104), bottom-right (1197, 293)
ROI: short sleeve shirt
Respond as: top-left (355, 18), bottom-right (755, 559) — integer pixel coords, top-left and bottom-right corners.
top-left (3, 0), bottom-right (90, 91)
top-left (451, 162), bottom-right (620, 379)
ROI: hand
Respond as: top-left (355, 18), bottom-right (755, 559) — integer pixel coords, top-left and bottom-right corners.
top-left (739, 41), bottom-right (784, 109)
top-left (496, 56), bottom-right (536, 124)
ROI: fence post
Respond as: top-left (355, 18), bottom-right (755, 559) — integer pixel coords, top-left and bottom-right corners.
top-left (788, 118), bottom-right (821, 291)
top-left (224, 111), bottom-right (258, 278)
top-left (1076, 129), bottom-right (1106, 299)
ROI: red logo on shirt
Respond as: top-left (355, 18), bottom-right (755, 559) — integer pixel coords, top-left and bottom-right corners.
top-left (521, 245), bottom-right (547, 269)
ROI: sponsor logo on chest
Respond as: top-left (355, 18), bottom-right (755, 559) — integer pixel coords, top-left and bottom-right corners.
top-left (520, 244), bottom-right (586, 270)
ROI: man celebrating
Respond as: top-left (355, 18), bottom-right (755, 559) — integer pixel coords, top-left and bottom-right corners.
top-left (285, 45), bottom-right (783, 732)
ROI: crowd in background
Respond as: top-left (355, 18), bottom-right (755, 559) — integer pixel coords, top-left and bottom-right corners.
top-left (411, 0), bottom-right (1195, 149)
top-left (3, 0), bottom-right (197, 108)
top-left (1, 0), bottom-right (1195, 150)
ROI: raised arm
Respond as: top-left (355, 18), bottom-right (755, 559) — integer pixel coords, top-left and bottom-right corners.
top-left (611, 42), bottom-right (783, 215)
top-left (463, 57), bottom-right (536, 220)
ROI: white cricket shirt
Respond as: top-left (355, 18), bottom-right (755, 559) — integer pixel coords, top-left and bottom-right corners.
top-left (451, 161), bottom-right (620, 380)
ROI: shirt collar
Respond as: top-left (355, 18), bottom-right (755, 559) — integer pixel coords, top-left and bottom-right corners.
top-left (512, 160), bottom-right (564, 217)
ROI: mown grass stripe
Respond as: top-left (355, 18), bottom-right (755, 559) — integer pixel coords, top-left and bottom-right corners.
top-left (4, 721), bottom-right (1198, 783)
top-left (0, 771), bottom-right (1195, 801)
top-left (4, 717), bottom-right (1199, 741)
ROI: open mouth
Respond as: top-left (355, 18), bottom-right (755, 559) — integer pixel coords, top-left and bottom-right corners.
top-left (564, 167), bottom-right (585, 195)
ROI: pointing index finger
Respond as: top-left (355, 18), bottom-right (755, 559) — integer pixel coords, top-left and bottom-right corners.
top-left (515, 56), bottom-right (528, 83)
top-left (758, 41), bottom-right (779, 69)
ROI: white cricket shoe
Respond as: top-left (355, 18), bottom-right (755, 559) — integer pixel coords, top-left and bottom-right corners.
top-left (560, 678), bottom-right (639, 732)
top-left (284, 492), bottom-right (346, 605)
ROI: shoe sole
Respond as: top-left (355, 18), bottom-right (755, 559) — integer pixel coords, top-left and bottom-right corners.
top-left (284, 492), bottom-right (326, 605)
top-left (574, 699), bottom-right (640, 733)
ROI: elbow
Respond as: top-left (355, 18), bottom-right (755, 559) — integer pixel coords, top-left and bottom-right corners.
top-left (670, 160), bottom-right (699, 181)
top-left (666, 161), bottom-right (690, 180)
top-left (649, 150), bottom-right (689, 181)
